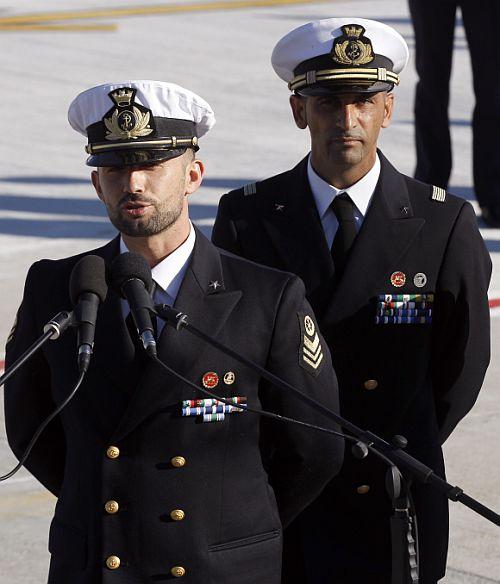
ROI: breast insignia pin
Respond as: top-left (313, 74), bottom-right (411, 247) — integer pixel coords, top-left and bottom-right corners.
top-left (202, 372), bottom-right (219, 389)
top-left (390, 271), bottom-right (406, 288)
top-left (223, 372), bottom-right (235, 385)
top-left (414, 273), bottom-right (427, 288)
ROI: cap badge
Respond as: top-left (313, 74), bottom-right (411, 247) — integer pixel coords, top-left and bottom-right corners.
top-left (104, 88), bottom-right (154, 141)
top-left (331, 24), bottom-right (374, 66)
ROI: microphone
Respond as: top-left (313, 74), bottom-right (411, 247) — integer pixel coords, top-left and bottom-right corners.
top-left (109, 252), bottom-right (157, 357)
top-left (69, 255), bottom-right (108, 373)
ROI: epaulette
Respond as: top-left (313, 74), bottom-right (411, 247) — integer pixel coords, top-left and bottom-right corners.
top-left (243, 182), bottom-right (257, 196)
top-left (431, 185), bottom-right (446, 203)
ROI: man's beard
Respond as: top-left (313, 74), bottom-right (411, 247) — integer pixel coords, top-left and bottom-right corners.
top-left (107, 194), bottom-right (183, 237)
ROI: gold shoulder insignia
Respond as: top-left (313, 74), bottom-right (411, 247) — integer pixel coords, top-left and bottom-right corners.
top-left (298, 313), bottom-right (324, 377)
top-left (431, 186), bottom-right (446, 203)
top-left (243, 182), bottom-right (257, 196)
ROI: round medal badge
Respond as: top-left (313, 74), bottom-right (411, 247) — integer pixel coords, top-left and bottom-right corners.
top-left (202, 372), bottom-right (219, 389)
top-left (390, 271), bottom-right (406, 288)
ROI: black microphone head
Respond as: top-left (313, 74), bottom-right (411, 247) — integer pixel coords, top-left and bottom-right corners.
top-left (109, 252), bottom-right (153, 298)
top-left (69, 255), bottom-right (108, 306)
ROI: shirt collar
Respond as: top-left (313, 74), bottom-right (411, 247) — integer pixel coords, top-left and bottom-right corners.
top-left (307, 153), bottom-right (381, 218)
top-left (119, 221), bottom-right (196, 304)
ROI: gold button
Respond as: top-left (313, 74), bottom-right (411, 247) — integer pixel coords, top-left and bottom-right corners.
top-left (170, 509), bottom-right (185, 522)
top-left (106, 446), bottom-right (120, 459)
top-left (357, 485), bottom-right (371, 495)
top-left (171, 566), bottom-right (186, 578)
top-left (105, 500), bottom-right (119, 514)
top-left (171, 456), bottom-right (186, 468)
top-left (364, 379), bottom-right (378, 391)
top-left (106, 556), bottom-right (121, 570)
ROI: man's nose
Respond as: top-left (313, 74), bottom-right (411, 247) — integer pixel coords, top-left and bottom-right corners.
top-left (125, 169), bottom-right (146, 193)
top-left (336, 103), bottom-right (357, 131)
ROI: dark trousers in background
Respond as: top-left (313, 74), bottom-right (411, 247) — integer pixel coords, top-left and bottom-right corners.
top-left (409, 0), bottom-right (500, 216)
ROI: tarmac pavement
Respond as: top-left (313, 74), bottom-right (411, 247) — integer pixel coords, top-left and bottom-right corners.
top-left (0, 1), bottom-right (498, 582)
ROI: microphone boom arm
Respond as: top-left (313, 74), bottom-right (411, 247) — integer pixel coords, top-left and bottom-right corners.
top-left (155, 303), bottom-right (500, 528)
top-left (0, 310), bottom-right (74, 388)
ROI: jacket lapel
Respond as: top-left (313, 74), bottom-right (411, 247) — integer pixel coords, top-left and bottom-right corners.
top-left (111, 229), bottom-right (242, 442)
top-left (258, 157), bottom-right (334, 294)
top-left (322, 152), bottom-right (425, 327)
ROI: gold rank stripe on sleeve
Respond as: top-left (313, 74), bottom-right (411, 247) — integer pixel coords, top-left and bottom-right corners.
top-left (298, 313), bottom-right (325, 376)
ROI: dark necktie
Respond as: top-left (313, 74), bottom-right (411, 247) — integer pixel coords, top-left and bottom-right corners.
top-left (330, 192), bottom-right (357, 277)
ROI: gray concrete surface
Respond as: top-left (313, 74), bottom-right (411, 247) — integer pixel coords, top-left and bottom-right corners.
top-left (0, 1), bottom-right (498, 582)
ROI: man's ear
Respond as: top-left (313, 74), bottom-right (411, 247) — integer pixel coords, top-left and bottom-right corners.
top-left (185, 159), bottom-right (204, 195)
top-left (290, 94), bottom-right (308, 129)
top-left (381, 92), bottom-right (394, 129)
top-left (91, 170), bottom-right (104, 202)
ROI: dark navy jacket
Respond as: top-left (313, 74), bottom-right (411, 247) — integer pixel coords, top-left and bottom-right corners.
top-left (212, 152), bottom-right (491, 583)
top-left (5, 230), bottom-right (343, 584)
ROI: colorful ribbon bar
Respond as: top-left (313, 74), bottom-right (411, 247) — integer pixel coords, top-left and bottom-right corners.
top-left (203, 413), bottom-right (226, 423)
top-left (181, 396), bottom-right (247, 422)
top-left (377, 309), bottom-right (432, 317)
top-left (381, 301), bottom-right (431, 309)
top-left (380, 294), bottom-right (434, 302)
top-left (182, 397), bottom-right (246, 408)
top-left (182, 404), bottom-right (244, 417)
top-left (375, 316), bottom-right (432, 325)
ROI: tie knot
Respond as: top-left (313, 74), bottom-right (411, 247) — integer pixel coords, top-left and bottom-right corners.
top-left (331, 192), bottom-right (354, 222)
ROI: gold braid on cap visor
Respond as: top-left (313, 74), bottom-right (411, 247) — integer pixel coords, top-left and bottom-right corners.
top-left (288, 67), bottom-right (400, 92)
top-left (85, 136), bottom-right (198, 154)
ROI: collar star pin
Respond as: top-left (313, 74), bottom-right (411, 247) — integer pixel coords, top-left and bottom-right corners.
top-left (274, 203), bottom-right (286, 212)
top-left (209, 280), bottom-right (222, 291)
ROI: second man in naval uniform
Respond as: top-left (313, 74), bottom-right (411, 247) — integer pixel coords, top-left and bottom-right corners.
top-left (212, 18), bottom-right (491, 584)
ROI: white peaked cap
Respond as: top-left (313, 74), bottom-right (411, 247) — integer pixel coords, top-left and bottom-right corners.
top-left (272, 18), bottom-right (409, 94)
top-left (68, 80), bottom-right (215, 137)
top-left (67, 80), bottom-right (215, 166)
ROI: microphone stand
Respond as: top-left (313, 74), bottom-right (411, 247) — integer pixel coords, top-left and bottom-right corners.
top-left (0, 311), bottom-right (74, 387)
top-left (155, 303), bottom-right (500, 584)
top-left (0, 309), bottom-right (89, 484)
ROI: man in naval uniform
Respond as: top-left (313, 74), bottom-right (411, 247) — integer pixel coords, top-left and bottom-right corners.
top-left (212, 18), bottom-right (492, 584)
top-left (4, 81), bottom-right (343, 584)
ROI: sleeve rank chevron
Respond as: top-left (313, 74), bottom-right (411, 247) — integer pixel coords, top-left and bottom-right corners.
top-left (298, 312), bottom-right (325, 377)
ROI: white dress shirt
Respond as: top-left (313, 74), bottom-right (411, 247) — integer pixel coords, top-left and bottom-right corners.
top-left (307, 154), bottom-right (381, 248)
top-left (120, 222), bottom-right (196, 335)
